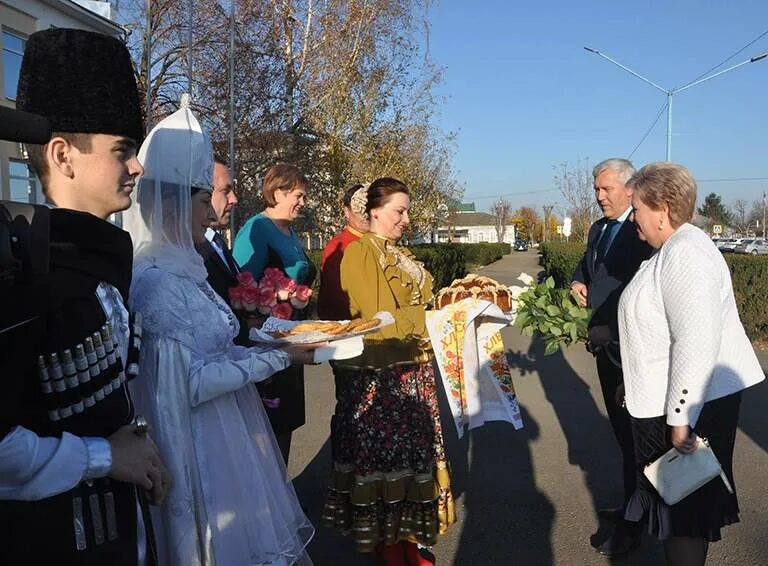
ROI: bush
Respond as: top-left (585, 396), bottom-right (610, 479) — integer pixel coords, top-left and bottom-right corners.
top-left (539, 242), bottom-right (586, 288)
top-left (410, 244), bottom-right (467, 289)
top-left (307, 249), bottom-right (323, 273)
top-left (536, 242), bottom-right (768, 342)
top-left (460, 242), bottom-right (510, 267)
top-left (724, 254), bottom-right (768, 341)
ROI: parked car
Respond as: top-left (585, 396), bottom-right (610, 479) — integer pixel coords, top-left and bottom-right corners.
top-left (733, 238), bottom-right (768, 255)
top-left (719, 238), bottom-right (744, 252)
top-left (513, 239), bottom-right (529, 251)
top-left (715, 238), bottom-right (733, 250)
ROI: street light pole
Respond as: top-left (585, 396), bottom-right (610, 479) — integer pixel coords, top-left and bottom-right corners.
top-left (228, 0), bottom-right (236, 237)
top-left (666, 93), bottom-right (672, 161)
top-left (584, 47), bottom-right (768, 161)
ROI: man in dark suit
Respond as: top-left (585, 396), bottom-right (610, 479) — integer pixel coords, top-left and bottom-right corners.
top-left (199, 156), bottom-right (240, 305)
top-left (571, 158), bottom-right (653, 557)
top-left (197, 156), bottom-right (255, 345)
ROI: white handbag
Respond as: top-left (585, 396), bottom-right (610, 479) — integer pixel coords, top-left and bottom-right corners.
top-left (643, 437), bottom-right (734, 506)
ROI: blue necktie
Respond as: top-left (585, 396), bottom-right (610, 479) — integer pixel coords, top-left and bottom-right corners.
top-left (595, 220), bottom-right (620, 265)
top-left (213, 232), bottom-right (239, 275)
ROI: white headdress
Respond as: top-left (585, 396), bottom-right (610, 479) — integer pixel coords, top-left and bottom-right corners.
top-left (350, 182), bottom-right (371, 219)
top-left (123, 94), bottom-right (214, 281)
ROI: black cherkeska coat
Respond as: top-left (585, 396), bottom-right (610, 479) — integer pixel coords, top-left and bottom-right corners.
top-left (0, 208), bottom-right (154, 566)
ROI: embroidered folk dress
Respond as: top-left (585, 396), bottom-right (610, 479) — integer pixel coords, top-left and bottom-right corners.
top-left (322, 233), bottom-right (456, 552)
top-left (129, 262), bottom-right (314, 565)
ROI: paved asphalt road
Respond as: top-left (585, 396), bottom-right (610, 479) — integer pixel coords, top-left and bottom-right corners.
top-left (288, 250), bottom-right (768, 566)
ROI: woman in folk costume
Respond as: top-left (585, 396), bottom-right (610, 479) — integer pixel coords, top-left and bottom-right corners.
top-left (124, 97), bottom-right (316, 565)
top-left (322, 179), bottom-right (456, 566)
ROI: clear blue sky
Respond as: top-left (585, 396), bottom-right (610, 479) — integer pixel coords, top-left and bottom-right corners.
top-left (427, 0), bottom-right (768, 213)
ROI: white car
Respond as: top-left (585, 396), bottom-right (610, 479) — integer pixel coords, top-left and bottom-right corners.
top-left (733, 238), bottom-right (768, 255)
top-left (718, 238), bottom-right (744, 252)
top-left (714, 238), bottom-right (732, 250)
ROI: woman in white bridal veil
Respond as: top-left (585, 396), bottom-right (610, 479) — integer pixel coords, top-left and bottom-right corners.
top-left (124, 96), bottom-right (315, 566)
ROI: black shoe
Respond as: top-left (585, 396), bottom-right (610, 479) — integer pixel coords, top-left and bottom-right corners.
top-left (597, 506), bottom-right (625, 521)
top-left (595, 531), bottom-right (641, 557)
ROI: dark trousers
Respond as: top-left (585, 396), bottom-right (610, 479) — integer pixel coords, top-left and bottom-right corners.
top-left (595, 352), bottom-right (637, 507)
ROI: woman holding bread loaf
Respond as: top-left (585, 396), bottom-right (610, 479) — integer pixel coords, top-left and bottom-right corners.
top-left (322, 178), bottom-right (455, 566)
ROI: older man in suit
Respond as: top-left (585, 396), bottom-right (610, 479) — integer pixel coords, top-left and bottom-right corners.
top-left (571, 158), bottom-right (653, 557)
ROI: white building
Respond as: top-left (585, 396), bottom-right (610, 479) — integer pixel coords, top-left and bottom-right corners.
top-left (0, 0), bottom-right (120, 204)
top-left (435, 203), bottom-right (516, 245)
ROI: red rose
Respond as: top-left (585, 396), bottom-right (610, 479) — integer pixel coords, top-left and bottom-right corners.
top-left (242, 287), bottom-right (260, 312)
top-left (271, 302), bottom-right (293, 320)
top-left (295, 284), bottom-right (312, 301)
top-left (237, 271), bottom-right (256, 288)
top-left (290, 284), bottom-right (312, 309)
top-left (255, 285), bottom-right (277, 315)
top-left (277, 278), bottom-right (297, 301)
top-left (261, 268), bottom-right (284, 288)
top-left (229, 287), bottom-right (244, 310)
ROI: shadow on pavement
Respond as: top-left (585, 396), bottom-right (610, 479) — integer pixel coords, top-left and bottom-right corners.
top-left (737, 375), bottom-right (768, 455)
top-left (508, 336), bottom-right (665, 564)
top-left (293, 436), bottom-right (371, 565)
top-left (451, 405), bottom-right (556, 566)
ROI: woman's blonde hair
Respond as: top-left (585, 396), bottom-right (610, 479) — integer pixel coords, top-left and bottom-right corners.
top-left (626, 162), bottom-right (697, 228)
top-left (261, 163), bottom-right (308, 207)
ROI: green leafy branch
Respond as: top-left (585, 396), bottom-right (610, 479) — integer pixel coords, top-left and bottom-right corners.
top-left (514, 276), bottom-right (592, 355)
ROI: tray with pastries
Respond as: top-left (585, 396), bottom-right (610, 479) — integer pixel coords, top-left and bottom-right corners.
top-left (435, 274), bottom-right (514, 312)
top-left (249, 311), bottom-right (395, 345)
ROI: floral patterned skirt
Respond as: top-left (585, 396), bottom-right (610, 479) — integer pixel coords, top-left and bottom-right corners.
top-left (322, 362), bottom-right (456, 552)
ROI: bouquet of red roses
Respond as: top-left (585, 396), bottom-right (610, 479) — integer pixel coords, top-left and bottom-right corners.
top-left (229, 267), bottom-right (312, 320)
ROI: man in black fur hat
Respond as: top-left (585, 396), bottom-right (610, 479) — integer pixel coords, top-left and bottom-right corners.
top-left (0, 29), bottom-right (169, 565)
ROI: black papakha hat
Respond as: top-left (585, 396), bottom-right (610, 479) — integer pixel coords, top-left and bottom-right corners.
top-left (16, 28), bottom-right (143, 143)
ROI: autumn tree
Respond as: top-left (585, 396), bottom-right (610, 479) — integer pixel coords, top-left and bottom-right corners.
top-left (116, 0), bottom-right (461, 242)
top-left (511, 206), bottom-right (540, 241)
top-left (544, 213), bottom-right (560, 242)
top-left (553, 158), bottom-right (597, 243)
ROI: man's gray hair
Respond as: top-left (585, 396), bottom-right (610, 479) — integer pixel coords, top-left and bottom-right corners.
top-left (592, 158), bottom-right (635, 184)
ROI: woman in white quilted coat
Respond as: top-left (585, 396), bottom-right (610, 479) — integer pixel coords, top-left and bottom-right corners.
top-left (617, 162), bottom-right (764, 566)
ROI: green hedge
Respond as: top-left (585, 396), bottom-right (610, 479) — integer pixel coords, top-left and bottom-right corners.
top-left (536, 242), bottom-right (768, 341)
top-left (459, 242), bottom-right (511, 268)
top-left (538, 242), bottom-right (585, 288)
top-left (410, 244), bottom-right (467, 289)
top-left (725, 255), bottom-right (768, 341)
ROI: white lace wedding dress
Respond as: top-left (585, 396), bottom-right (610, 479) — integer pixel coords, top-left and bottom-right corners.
top-left (129, 260), bottom-right (314, 566)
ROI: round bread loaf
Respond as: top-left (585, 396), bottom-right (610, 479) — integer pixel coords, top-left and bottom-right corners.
top-left (436, 274), bottom-right (512, 311)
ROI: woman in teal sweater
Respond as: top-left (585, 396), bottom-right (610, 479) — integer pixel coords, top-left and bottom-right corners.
top-left (233, 163), bottom-right (316, 464)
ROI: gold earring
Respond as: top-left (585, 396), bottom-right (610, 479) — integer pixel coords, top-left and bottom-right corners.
top-left (659, 220), bottom-right (664, 230)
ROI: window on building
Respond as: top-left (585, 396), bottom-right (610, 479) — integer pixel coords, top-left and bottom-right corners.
top-left (8, 160), bottom-right (40, 204)
top-left (3, 30), bottom-right (25, 100)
